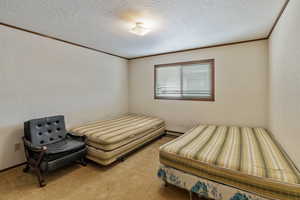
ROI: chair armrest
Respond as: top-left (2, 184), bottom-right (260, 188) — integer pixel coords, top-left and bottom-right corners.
top-left (67, 132), bottom-right (87, 143)
top-left (22, 137), bottom-right (47, 152)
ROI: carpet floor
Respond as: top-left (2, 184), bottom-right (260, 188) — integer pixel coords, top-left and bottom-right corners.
top-left (0, 136), bottom-right (193, 200)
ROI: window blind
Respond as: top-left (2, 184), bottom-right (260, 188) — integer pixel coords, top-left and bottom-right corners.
top-left (155, 60), bottom-right (214, 100)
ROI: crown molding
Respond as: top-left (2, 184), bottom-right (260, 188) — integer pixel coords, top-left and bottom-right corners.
top-left (267, 0), bottom-right (290, 38)
top-left (128, 38), bottom-right (268, 60)
top-left (129, 0), bottom-right (290, 60)
top-left (1, 0), bottom-right (290, 60)
top-left (0, 22), bottom-right (127, 60)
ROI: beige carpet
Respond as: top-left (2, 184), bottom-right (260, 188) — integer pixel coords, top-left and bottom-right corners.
top-left (0, 136), bottom-right (193, 200)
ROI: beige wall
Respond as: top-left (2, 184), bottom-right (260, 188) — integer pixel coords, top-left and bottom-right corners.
top-left (269, 0), bottom-right (300, 168)
top-left (129, 40), bottom-right (269, 132)
top-left (0, 26), bottom-right (128, 170)
top-left (4, 3), bottom-right (299, 171)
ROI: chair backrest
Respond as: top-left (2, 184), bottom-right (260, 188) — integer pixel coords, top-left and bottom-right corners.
top-left (24, 115), bottom-right (67, 146)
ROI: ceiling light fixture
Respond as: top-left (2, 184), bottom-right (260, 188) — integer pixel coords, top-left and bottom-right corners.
top-left (130, 22), bottom-right (150, 36)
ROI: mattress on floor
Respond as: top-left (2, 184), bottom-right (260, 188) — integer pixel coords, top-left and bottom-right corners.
top-left (159, 125), bottom-right (300, 200)
top-left (87, 126), bottom-right (165, 165)
top-left (70, 114), bottom-right (165, 151)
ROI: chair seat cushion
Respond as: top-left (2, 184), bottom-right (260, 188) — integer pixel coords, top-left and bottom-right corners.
top-left (44, 138), bottom-right (86, 161)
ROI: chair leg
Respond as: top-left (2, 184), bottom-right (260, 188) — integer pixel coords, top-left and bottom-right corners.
top-left (35, 167), bottom-right (46, 187)
top-left (23, 164), bottom-right (30, 173)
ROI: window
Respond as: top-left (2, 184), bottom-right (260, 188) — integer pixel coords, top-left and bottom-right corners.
top-left (154, 59), bottom-right (215, 101)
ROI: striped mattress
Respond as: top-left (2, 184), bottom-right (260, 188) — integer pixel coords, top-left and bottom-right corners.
top-left (87, 126), bottom-right (165, 165)
top-left (71, 114), bottom-right (165, 165)
top-left (159, 125), bottom-right (300, 200)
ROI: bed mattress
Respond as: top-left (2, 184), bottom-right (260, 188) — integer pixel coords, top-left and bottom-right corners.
top-left (71, 114), bottom-right (165, 150)
top-left (71, 114), bottom-right (165, 165)
top-left (88, 126), bottom-right (165, 165)
top-left (159, 125), bottom-right (300, 200)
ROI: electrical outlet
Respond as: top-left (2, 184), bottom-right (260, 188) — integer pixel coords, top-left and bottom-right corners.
top-left (14, 143), bottom-right (21, 152)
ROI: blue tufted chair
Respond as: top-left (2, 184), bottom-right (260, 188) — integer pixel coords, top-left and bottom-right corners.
top-left (23, 115), bottom-right (87, 187)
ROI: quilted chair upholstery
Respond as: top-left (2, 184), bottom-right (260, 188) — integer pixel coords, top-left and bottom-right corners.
top-left (23, 115), bottom-right (87, 187)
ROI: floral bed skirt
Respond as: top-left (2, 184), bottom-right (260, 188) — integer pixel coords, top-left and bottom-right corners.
top-left (157, 164), bottom-right (273, 200)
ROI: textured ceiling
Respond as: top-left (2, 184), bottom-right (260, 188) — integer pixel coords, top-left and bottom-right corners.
top-left (0, 0), bottom-right (286, 59)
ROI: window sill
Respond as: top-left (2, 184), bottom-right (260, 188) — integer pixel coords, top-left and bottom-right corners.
top-left (154, 96), bottom-right (215, 102)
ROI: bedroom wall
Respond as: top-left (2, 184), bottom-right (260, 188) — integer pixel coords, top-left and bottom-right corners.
top-left (128, 40), bottom-right (269, 132)
top-left (0, 25), bottom-right (128, 170)
top-left (269, 0), bottom-right (300, 168)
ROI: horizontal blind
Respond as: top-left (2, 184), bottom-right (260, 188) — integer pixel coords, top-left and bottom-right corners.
top-left (155, 61), bottom-right (213, 99)
top-left (182, 63), bottom-right (211, 98)
top-left (155, 65), bottom-right (181, 97)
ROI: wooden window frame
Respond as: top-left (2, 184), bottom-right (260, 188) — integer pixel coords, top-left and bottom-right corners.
top-left (154, 59), bottom-right (215, 101)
